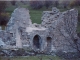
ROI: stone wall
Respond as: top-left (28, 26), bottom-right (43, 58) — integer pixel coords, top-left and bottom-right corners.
top-left (0, 7), bottom-right (79, 53)
top-left (41, 7), bottom-right (78, 52)
top-left (5, 8), bottom-right (32, 48)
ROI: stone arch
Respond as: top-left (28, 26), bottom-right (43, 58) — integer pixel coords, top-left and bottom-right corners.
top-left (33, 35), bottom-right (42, 49)
top-left (46, 37), bottom-right (52, 51)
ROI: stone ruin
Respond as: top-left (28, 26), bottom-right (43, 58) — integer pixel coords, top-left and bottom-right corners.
top-left (0, 7), bottom-right (79, 53)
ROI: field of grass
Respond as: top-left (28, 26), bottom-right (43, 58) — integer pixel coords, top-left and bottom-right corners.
top-left (0, 56), bottom-right (61, 60)
top-left (30, 10), bottom-right (42, 24)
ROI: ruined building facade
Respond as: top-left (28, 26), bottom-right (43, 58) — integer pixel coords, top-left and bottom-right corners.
top-left (0, 7), bottom-right (79, 53)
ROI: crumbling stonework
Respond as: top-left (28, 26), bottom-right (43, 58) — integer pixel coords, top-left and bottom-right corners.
top-left (0, 7), bottom-right (79, 53)
top-left (41, 7), bottom-right (78, 52)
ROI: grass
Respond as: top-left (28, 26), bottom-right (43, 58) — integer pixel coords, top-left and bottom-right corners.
top-left (30, 10), bottom-right (42, 24)
top-left (0, 55), bottom-right (61, 60)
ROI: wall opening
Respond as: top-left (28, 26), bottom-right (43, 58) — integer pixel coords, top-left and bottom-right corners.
top-left (10, 33), bottom-right (13, 37)
top-left (46, 37), bottom-right (52, 51)
top-left (33, 35), bottom-right (41, 49)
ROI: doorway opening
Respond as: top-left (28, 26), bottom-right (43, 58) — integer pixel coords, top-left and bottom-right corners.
top-left (33, 35), bottom-right (41, 49)
top-left (46, 37), bottom-right (52, 51)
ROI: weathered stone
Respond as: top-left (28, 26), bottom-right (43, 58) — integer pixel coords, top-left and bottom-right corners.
top-left (0, 7), bottom-right (79, 54)
top-left (52, 7), bottom-right (60, 14)
top-left (0, 38), bottom-right (5, 46)
top-left (41, 8), bottom-right (78, 52)
top-left (0, 26), bottom-right (2, 30)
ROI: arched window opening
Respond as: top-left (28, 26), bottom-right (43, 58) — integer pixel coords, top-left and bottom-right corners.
top-left (46, 37), bottom-right (52, 51)
top-left (33, 35), bottom-right (41, 49)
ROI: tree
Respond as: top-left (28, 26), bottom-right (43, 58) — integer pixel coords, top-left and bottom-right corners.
top-left (0, 1), bottom-right (9, 26)
top-left (75, 0), bottom-right (80, 6)
top-left (45, 1), bottom-right (53, 9)
top-left (61, 1), bottom-right (70, 8)
top-left (11, 1), bottom-right (16, 6)
top-left (69, 0), bottom-right (78, 8)
top-left (30, 1), bottom-right (43, 9)
top-left (0, 1), bottom-right (6, 13)
top-left (53, 1), bottom-right (59, 7)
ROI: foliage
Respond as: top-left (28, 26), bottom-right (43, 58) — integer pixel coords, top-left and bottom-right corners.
top-left (69, 0), bottom-right (76, 8)
top-left (53, 1), bottom-right (59, 7)
top-left (61, 1), bottom-right (70, 8)
top-left (0, 1), bottom-right (6, 12)
top-left (0, 1), bottom-right (9, 26)
top-left (30, 1), bottom-right (43, 9)
top-left (75, 0), bottom-right (80, 6)
top-left (44, 1), bottom-right (53, 9)
top-left (69, 0), bottom-right (80, 8)
top-left (11, 1), bottom-right (16, 6)
top-left (0, 12), bottom-right (10, 25)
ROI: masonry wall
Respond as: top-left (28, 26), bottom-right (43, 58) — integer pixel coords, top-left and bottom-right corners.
top-left (0, 7), bottom-right (79, 53)
top-left (41, 7), bottom-right (78, 52)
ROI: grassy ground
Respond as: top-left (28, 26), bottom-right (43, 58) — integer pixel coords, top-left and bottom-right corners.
top-left (30, 10), bottom-right (42, 24)
top-left (0, 56), bottom-right (61, 60)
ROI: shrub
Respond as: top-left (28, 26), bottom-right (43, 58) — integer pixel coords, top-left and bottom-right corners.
top-left (0, 12), bottom-right (10, 26)
top-left (0, 1), bottom-right (9, 26)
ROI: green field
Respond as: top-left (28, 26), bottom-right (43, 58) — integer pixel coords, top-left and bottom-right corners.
top-left (0, 56), bottom-right (61, 60)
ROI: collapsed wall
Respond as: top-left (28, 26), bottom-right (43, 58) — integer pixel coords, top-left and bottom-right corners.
top-left (0, 7), bottom-right (79, 53)
top-left (41, 7), bottom-right (78, 52)
top-left (5, 8), bottom-right (32, 48)
top-left (7, 7), bottom-right (32, 32)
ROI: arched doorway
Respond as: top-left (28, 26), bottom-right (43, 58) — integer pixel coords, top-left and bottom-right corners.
top-left (33, 35), bottom-right (41, 49)
top-left (46, 37), bottom-right (52, 51)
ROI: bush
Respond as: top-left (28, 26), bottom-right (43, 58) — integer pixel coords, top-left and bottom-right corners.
top-left (0, 12), bottom-right (10, 26)
top-left (0, 1), bottom-right (9, 26)
top-left (30, 1), bottom-right (43, 9)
